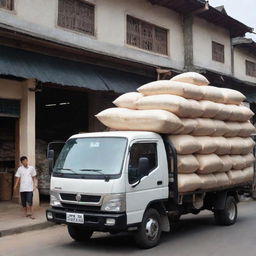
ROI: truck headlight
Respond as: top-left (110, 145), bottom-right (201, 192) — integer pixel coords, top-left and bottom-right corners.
top-left (101, 194), bottom-right (126, 212)
top-left (50, 191), bottom-right (62, 207)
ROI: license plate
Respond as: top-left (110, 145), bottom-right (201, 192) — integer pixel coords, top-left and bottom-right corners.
top-left (66, 213), bottom-right (84, 224)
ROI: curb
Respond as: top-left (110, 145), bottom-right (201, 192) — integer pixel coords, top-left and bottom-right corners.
top-left (0, 222), bottom-right (55, 238)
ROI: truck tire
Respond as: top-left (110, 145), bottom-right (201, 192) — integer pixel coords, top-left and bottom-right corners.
top-left (67, 225), bottom-right (93, 242)
top-left (214, 196), bottom-right (237, 226)
top-left (134, 208), bottom-right (162, 249)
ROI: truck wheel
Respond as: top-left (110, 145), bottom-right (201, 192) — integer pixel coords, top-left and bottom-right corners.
top-left (67, 225), bottom-right (93, 242)
top-left (134, 208), bottom-right (162, 249)
top-left (214, 196), bottom-right (237, 226)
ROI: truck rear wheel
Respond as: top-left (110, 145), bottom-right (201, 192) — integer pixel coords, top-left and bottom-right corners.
top-left (214, 196), bottom-right (237, 226)
top-left (134, 208), bottom-right (162, 249)
top-left (67, 225), bottom-right (93, 242)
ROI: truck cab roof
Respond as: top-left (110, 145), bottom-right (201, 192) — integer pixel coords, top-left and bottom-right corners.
top-left (70, 131), bottom-right (163, 141)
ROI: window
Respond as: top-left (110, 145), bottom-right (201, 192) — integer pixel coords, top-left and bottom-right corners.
top-left (127, 15), bottom-right (168, 55)
top-left (246, 60), bottom-right (256, 77)
top-left (58, 0), bottom-right (95, 36)
top-left (212, 41), bottom-right (224, 63)
top-left (128, 143), bottom-right (157, 184)
top-left (0, 0), bottom-right (13, 10)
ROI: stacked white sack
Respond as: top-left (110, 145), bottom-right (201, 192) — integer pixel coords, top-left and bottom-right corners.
top-left (96, 72), bottom-right (256, 193)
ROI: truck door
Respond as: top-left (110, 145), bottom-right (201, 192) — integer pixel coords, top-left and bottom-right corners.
top-left (125, 140), bottom-right (168, 225)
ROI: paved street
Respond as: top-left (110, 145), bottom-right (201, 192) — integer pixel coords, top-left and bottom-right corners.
top-left (1, 201), bottom-right (256, 256)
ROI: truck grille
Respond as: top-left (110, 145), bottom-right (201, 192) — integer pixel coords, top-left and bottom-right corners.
top-left (60, 203), bottom-right (101, 212)
top-left (60, 193), bottom-right (101, 203)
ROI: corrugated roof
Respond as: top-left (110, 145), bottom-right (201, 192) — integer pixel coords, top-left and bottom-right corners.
top-left (0, 45), bottom-right (151, 93)
top-left (232, 37), bottom-right (256, 56)
top-left (148, 0), bottom-right (253, 37)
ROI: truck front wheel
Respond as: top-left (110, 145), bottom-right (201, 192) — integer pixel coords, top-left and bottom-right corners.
top-left (134, 208), bottom-right (162, 249)
top-left (67, 225), bottom-right (93, 242)
top-left (214, 196), bottom-right (237, 226)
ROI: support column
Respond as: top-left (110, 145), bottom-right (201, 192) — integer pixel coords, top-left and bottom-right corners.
top-left (19, 79), bottom-right (39, 207)
top-left (183, 15), bottom-right (195, 71)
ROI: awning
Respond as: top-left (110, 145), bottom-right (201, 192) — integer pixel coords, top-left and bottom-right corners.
top-left (0, 45), bottom-right (151, 93)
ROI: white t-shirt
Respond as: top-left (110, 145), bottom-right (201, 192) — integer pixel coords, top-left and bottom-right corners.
top-left (15, 165), bottom-right (37, 192)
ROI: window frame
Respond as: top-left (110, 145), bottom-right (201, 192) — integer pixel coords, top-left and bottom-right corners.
top-left (126, 15), bottom-right (169, 56)
top-left (245, 60), bottom-right (256, 78)
top-left (57, 0), bottom-right (95, 37)
top-left (128, 141), bottom-right (158, 184)
top-left (212, 41), bottom-right (225, 63)
top-left (0, 0), bottom-right (14, 11)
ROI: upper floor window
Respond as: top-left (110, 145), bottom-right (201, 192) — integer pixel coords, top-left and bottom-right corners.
top-left (212, 41), bottom-right (224, 63)
top-left (127, 15), bottom-right (168, 55)
top-left (0, 0), bottom-right (13, 10)
top-left (246, 60), bottom-right (256, 77)
top-left (58, 0), bottom-right (95, 36)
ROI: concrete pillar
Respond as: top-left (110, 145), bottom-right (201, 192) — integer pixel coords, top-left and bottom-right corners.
top-left (183, 15), bottom-right (195, 71)
top-left (19, 79), bottom-right (39, 207)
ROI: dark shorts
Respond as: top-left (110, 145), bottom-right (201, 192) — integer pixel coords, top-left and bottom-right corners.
top-left (20, 192), bottom-right (33, 207)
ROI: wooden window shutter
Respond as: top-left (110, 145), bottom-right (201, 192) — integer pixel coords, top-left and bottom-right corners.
top-left (212, 41), bottom-right (225, 63)
top-left (127, 15), bottom-right (168, 55)
top-left (246, 60), bottom-right (256, 77)
top-left (58, 0), bottom-right (95, 36)
top-left (0, 0), bottom-right (13, 10)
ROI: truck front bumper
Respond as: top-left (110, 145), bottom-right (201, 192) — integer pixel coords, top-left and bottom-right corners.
top-left (46, 207), bottom-right (127, 231)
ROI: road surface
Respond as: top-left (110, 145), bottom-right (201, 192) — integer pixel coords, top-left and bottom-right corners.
top-left (1, 201), bottom-right (256, 256)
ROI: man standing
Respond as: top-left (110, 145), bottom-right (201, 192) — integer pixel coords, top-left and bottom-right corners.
top-left (13, 156), bottom-right (37, 219)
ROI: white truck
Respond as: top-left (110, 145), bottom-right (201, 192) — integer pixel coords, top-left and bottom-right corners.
top-left (46, 131), bottom-right (253, 248)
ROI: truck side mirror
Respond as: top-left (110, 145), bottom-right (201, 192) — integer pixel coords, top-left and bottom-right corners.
top-left (47, 149), bottom-right (54, 175)
top-left (138, 157), bottom-right (150, 176)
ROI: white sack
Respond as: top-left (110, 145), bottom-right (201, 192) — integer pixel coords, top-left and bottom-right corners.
top-left (191, 118), bottom-right (216, 136)
top-left (227, 170), bottom-right (245, 185)
top-left (199, 100), bottom-right (220, 118)
top-left (229, 105), bottom-right (254, 122)
top-left (199, 174), bottom-right (218, 189)
top-left (137, 80), bottom-right (204, 100)
top-left (241, 138), bottom-right (256, 155)
top-left (222, 88), bottom-right (246, 105)
top-left (214, 137), bottom-right (231, 155)
top-left (197, 136), bottom-right (218, 154)
top-left (214, 172), bottom-right (230, 187)
top-left (96, 108), bottom-right (183, 134)
top-left (243, 166), bottom-right (254, 182)
top-left (187, 99), bottom-right (204, 118)
top-left (224, 122), bottom-right (241, 137)
top-left (196, 154), bottom-right (224, 174)
top-left (238, 121), bottom-right (256, 137)
top-left (212, 120), bottom-right (228, 136)
top-left (244, 153), bottom-right (255, 168)
top-left (178, 173), bottom-right (202, 193)
top-left (170, 72), bottom-right (209, 86)
top-left (228, 137), bottom-right (246, 155)
top-left (219, 155), bottom-right (233, 172)
top-left (177, 155), bottom-right (199, 173)
top-left (172, 118), bottom-right (198, 134)
top-left (214, 104), bottom-right (233, 121)
top-left (201, 86), bottom-right (225, 103)
top-left (168, 135), bottom-right (201, 154)
top-left (113, 92), bottom-right (143, 109)
top-left (135, 94), bottom-right (191, 117)
top-left (230, 155), bottom-right (247, 170)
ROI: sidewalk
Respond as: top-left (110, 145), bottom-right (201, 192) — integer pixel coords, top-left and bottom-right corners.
top-left (0, 201), bottom-right (54, 237)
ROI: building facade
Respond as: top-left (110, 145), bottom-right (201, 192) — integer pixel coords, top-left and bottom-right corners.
top-left (0, 0), bottom-right (255, 202)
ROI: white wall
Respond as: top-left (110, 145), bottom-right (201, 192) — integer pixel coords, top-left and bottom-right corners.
top-left (234, 47), bottom-right (256, 84)
top-left (0, 79), bottom-right (23, 99)
top-left (193, 17), bottom-right (232, 75)
top-left (0, 0), bottom-right (184, 69)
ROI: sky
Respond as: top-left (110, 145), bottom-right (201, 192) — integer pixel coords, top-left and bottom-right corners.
top-left (209, 0), bottom-right (256, 40)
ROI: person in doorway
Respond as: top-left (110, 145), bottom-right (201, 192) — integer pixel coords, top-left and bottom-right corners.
top-left (13, 156), bottom-right (37, 219)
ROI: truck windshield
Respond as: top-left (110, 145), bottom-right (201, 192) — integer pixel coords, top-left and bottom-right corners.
top-left (53, 137), bottom-right (127, 178)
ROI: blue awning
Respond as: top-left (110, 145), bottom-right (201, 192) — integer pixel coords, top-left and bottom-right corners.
top-left (0, 45), bottom-right (151, 93)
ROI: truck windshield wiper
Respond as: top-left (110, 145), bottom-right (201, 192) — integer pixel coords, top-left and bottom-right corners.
top-left (79, 169), bottom-right (110, 182)
top-left (56, 168), bottom-right (76, 174)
